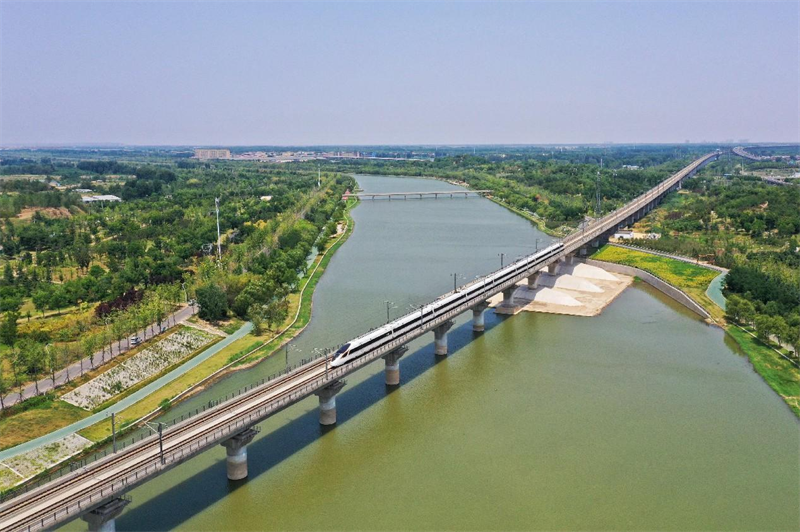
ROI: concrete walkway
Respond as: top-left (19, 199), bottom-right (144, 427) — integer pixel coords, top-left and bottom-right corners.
top-left (0, 322), bottom-right (252, 461)
top-left (1, 305), bottom-right (197, 408)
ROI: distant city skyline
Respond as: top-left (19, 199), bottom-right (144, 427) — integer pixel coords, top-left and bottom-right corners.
top-left (1, 1), bottom-right (798, 146)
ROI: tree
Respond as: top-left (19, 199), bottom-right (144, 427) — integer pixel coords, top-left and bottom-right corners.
top-left (754, 314), bottom-right (775, 342)
top-left (196, 284), bottom-right (228, 321)
top-left (0, 355), bottom-right (8, 409)
top-left (739, 299), bottom-right (756, 325)
top-left (263, 299), bottom-right (289, 330)
top-left (32, 289), bottom-right (50, 317)
top-left (791, 326), bottom-right (800, 358)
top-left (46, 344), bottom-right (57, 385)
top-left (82, 335), bottom-right (98, 369)
top-left (248, 304), bottom-right (265, 335)
top-left (772, 316), bottom-right (790, 348)
top-left (2, 263), bottom-right (13, 285)
top-left (0, 312), bottom-right (19, 346)
top-left (17, 339), bottom-right (45, 395)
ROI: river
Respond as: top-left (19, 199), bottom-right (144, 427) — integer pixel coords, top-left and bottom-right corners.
top-left (61, 175), bottom-right (798, 531)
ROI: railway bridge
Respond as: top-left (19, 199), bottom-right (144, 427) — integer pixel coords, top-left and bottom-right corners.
top-left (0, 152), bottom-right (720, 532)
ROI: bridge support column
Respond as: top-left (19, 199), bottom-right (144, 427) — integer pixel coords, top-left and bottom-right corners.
top-left (495, 286), bottom-right (519, 315)
top-left (382, 346), bottom-right (408, 386)
top-left (472, 301), bottom-right (491, 332)
top-left (221, 427), bottom-right (259, 481)
top-left (315, 380), bottom-right (346, 425)
top-left (433, 320), bottom-right (455, 356)
top-left (82, 497), bottom-right (130, 532)
top-left (526, 272), bottom-right (540, 289)
top-left (592, 239), bottom-right (600, 248)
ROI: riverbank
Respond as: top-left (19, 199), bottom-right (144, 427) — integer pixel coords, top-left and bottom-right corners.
top-left (0, 200), bottom-right (358, 494)
top-left (591, 244), bottom-right (723, 321)
top-left (351, 172), bottom-right (565, 237)
top-left (77, 197), bottom-right (357, 442)
top-left (590, 244), bottom-right (799, 418)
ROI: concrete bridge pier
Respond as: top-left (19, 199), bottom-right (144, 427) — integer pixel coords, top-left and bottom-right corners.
top-left (471, 301), bottom-right (491, 332)
top-left (495, 287), bottom-right (518, 315)
top-left (433, 320), bottom-right (455, 355)
top-left (82, 497), bottom-right (130, 532)
top-left (221, 427), bottom-right (259, 481)
top-left (315, 380), bottom-right (346, 425)
top-left (547, 256), bottom-right (564, 275)
top-left (382, 346), bottom-right (408, 385)
top-left (526, 272), bottom-right (540, 289)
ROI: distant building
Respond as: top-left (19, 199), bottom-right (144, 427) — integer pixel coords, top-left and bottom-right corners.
top-left (82, 195), bottom-right (122, 203)
top-left (194, 149), bottom-right (231, 160)
top-left (614, 229), bottom-right (634, 240)
top-left (622, 165), bottom-right (641, 170)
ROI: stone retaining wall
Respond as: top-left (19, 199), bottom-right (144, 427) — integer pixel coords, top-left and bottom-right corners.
top-left (584, 259), bottom-right (711, 319)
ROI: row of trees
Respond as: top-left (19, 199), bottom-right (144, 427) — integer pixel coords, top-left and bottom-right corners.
top-left (0, 286), bottom-right (182, 408)
top-left (725, 294), bottom-right (800, 356)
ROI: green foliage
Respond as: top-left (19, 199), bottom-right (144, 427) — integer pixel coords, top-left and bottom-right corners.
top-left (159, 398), bottom-right (171, 413)
top-left (0, 312), bottom-right (18, 346)
top-left (196, 284), bottom-right (228, 321)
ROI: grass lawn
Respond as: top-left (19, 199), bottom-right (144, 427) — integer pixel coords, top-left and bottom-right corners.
top-left (727, 325), bottom-right (800, 417)
top-left (591, 244), bottom-right (723, 320)
top-left (0, 399), bottom-right (88, 451)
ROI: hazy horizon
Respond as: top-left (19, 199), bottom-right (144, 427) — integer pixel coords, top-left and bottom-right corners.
top-left (2, 1), bottom-right (798, 146)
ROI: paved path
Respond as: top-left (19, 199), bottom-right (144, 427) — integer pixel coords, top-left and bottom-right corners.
top-left (1, 305), bottom-right (197, 408)
top-left (0, 322), bottom-right (251, 461)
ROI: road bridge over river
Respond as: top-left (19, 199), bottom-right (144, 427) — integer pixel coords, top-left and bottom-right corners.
top-left (0, 152), bottom-right (720, 532)
top-left (343, 190), bottom-right (490, 200)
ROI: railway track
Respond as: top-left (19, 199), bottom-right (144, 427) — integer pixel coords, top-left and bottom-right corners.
top-left (0, 152), bottom-right (721, 532)
top-left (0, 358), bottom-right (329, 531)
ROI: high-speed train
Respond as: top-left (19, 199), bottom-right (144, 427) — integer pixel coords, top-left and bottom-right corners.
top-left (331, 242), bottom-right (565, 368)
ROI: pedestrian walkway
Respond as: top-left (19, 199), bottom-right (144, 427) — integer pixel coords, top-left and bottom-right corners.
top-left (1, 305), bottom-right (197, 408)
top-left (0, 322), bottom-right (252, 461)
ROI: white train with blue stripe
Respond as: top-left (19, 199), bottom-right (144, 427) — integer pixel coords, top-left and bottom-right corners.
top-left (331, 242), bottom-right (564, 367)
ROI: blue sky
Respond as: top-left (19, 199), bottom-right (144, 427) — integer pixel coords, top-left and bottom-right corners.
top-left (1, 1), bottom-right (797, 145)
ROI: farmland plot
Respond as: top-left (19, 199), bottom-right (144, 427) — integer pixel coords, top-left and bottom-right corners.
top-left (62, 328), bottom-right (214, 410)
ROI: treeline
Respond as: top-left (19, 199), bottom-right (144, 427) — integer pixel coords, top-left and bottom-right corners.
top-left (195, 178), bottom-right (351, 334)
top-left (328, 152), bottom-right (689, 226)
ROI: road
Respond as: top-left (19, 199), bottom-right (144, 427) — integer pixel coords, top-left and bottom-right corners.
top-left (1, 305), bottom-right (197, 409)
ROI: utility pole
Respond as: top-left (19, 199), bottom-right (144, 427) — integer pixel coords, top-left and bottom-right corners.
top-left (214, 198), bottom-right (222, 262)
top-left (595, 170), bottom-right (602, 217)
top-left (498, 253), bottom-right (505, 268)
top-left (111, 412), bottom-right (116, 453)
top-left (158, 422), bottom-right (164, 464)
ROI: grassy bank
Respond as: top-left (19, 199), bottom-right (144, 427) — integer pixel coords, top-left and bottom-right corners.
top-left (592, 244), bottom-right (799, 418)
top-left (727, 325), bottom-right (800, 417)
top-left (591, 244), bottom-right (722, 320)
top-left (78, 198), bottom-right (358, 442)
top-left (0, 398), bottom-right (87, 451)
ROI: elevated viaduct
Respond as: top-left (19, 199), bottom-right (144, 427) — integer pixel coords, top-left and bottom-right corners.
top-left (0, 152), bottom-right (720, 532)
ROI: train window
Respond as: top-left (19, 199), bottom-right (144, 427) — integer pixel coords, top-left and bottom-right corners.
top-left (335, 343), bottom-right (350, 355)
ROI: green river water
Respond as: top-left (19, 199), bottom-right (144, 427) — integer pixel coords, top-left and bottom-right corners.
top-left (61, 175), bottom-right (798, 531)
